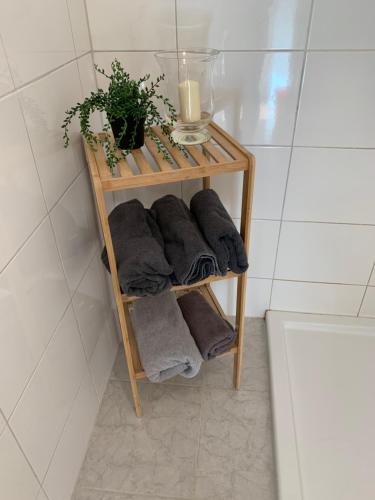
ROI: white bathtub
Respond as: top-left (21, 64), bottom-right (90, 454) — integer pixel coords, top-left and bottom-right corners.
top-left (266, 311), bottom-right (375, 500)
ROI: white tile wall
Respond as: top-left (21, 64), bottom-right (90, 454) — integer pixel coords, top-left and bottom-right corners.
top-left (275, 222), bottom-right (375, 285)
top-left (67, 0), bottom-right (91, 56)
top-left (73, 253), bottom-right (111, 360)
top-left (43, 370), bottom-right (99, 500)
top-left (0, 0), bottom-right (75, 86)
top-left (284, 148), bottom-right (375, 224)
top-left (309, 0), bottom-right (375, 50)
top-left (0, 426), bottom-right (40, 500)
top-left (249, 220), bottom-right (280, 279)
top-left (0, 36), bottom-right (14, 96)
top-left (370, 268), bottom-right (375, 287)
top-left (88, 0), bottom-right (176, 50)
top-left (0, 5), bottom-right (117, 497)
top-left (214, 51), bottom-right (304, 145)
top-left (86, 0), bottom-right (375, 319)
top-left (50, 171), bottom-right (98, 291)
top-left (271, 281), bottom-right (365, 316)
top-left (90, 314), bottom-right (119, 400)
top-left (9, 306), bottom-right (87, 480)
top-left (0, 95), bottom-right (46, 271)
top-left (2, 2), bottom-right (375, 496)
top-left (211, 276), bottom-right (273, 318)
top-left (294, 52), bottom-right (375, 148)
top-left (19, 62), bottom-right (84, 209)
top-left (0, 219), bottom-right (70, 418)
top-left (359, 287), bottom-right (375, 317)
top-left (177, 0), bottom-right (312, 50)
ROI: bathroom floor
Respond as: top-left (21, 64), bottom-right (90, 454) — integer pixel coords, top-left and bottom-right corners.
top-left (72, 319), bottom-right (277, 500)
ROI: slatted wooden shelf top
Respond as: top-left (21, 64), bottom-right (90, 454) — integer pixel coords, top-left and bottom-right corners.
top-left (83, 121), bottom-right (255, 416)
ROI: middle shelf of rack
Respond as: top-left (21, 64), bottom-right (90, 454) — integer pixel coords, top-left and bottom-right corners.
top-left (123, 283), bottom-right (238, 380)
top-left (121, 270), bottom-right (240, 303)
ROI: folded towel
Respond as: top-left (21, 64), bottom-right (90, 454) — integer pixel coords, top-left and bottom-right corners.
top-left (130, 291), bottom-right (203, 382)
top-left (190, 189), bottom-right (248, 275)
top-left (177, 290), bottom-right (237, 360)
top-left (151, 195), bottom-right (219, 285)
top-left (101, 199), bottom-right (173, 296)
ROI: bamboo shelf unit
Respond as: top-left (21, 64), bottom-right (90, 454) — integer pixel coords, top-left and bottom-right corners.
top-left (83, 121), bottom-right (255, 417)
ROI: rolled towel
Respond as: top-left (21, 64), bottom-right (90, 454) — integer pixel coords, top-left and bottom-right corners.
top-left (151, 195), bottom-right (219, 285)
top-left (190, 189), bottom-right (248, 275)
top-left (130, 291), bottom-right (203, 382)
top-left (177, 290), bottom-right (237, 360)
top-left (101, 199), bottom-right (173, 296)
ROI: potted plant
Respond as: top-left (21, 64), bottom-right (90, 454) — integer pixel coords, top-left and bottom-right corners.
top-left (62, 59), bottom-right (181, 172)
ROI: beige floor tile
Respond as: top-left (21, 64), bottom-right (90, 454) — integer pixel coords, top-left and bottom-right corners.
top-left (76, 381), bottom-right (200, 498)
top-left (73, 489), bottom-right (190, 500)
top-left (195, 387), bottom-right (276, 499)
top-left (201, 324), bottom-right (270, 391)
top-left (74, 320), bottom-right (276, 500)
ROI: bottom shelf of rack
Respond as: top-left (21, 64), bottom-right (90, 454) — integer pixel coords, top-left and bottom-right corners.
top-left (123, 284), bottom-right (238, 380)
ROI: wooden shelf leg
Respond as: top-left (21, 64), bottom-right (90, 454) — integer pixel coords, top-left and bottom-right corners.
top-left (202, 145), bottom-right (211, 189)
top-left (233, 156), bottom-right (255, 389)
top-left (123, 306), bottom-right (142, 417)
top-left (89, 168), bottom-right (143, 417)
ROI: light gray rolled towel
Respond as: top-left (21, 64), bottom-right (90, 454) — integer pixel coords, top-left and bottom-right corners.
top-left (130, 291), bottom-right (203, 383)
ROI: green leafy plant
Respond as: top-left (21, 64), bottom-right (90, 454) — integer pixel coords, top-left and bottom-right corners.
top-left (62, 59), bottom-right (183, 172)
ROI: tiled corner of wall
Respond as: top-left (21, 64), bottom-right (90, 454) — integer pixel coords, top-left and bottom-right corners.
top-left (0, 2), bottom-right (118, 499)
top-left (83, 0), bottom-right (375, 319)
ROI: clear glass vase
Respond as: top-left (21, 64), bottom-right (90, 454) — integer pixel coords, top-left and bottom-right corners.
top-left (155, 48), bottom-right (219, 145)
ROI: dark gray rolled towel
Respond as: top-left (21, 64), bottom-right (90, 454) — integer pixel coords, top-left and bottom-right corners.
top-left (177, 290), bottom-right (237, 360)
top-left (130, 291), bottom-right (203, 382)
top-left (150, 195), bottom-right (219, 285)
top-left (190, 189), bottom-right (248, 275)
top-left (101, 199), bottom-right (173, 296)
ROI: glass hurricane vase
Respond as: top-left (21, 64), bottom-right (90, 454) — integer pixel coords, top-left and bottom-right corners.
top-left (155, 48), bottom-right (219, 145)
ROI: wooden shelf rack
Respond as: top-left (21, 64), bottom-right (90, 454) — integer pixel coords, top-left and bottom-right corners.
top-left (83, 121), bottom-right (255, 416)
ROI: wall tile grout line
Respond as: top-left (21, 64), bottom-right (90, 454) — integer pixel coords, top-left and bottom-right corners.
top-left (5, 421), bottom-right (45, 499)
top-left (0, 51), bottom-right (91, 103)
top-left (92, 48), bottom-right (375, 54)
top-left (268, 0), bottom-right (316, 310)
top-left (0, 167), bottom-right (83, 275)
top-left (357, 261), bottom-right (375, 317)
top-left (4, 249), bottom-right (105, 494)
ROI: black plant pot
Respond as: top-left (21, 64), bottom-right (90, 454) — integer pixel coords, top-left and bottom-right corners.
top-left (110, 116), bottom-right (145, 150)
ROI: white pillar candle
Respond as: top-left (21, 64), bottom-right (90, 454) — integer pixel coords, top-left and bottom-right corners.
top-left (178, 79), bottom-right (201, 123)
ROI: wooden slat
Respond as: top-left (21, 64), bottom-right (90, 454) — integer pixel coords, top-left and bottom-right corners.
top-left (144, 136), bottom-right (173, 171)
top-left (153, 126), bottom-right (192, 169)
top-left (93, 143), bottom-right (112, 180)
top-left (131, 148), bottom-right (154, 174)
top-left (185, 145), bottom-right (211, 165)
top-left (117, 154), bottom-right (134, 177)
top-left (203, 141), bottom-right (228, 163)
top-left (124, 303), bottom-right (146, 379)
top-left (122, 271), bottom-right (239, 303)
top-left (208, 123), bottom-right (247, 161)
top-left (101, 159), bottom-right (247, 191)
top-left (209, 122), bottom-right (255, 161)
top-left (96, 131), bottom-right (134, 178)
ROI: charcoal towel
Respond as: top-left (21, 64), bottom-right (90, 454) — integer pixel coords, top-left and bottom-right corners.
top-left (130, 291), bottom-right (203, 382)
top-left (190, 189), bottom-right (248, 275)
top-left (150, 195), bottom-right (219, 285)
top-left (177, 290), bottom-right (237, 360)
top-left (101, 199), bottom-right (173, 296)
